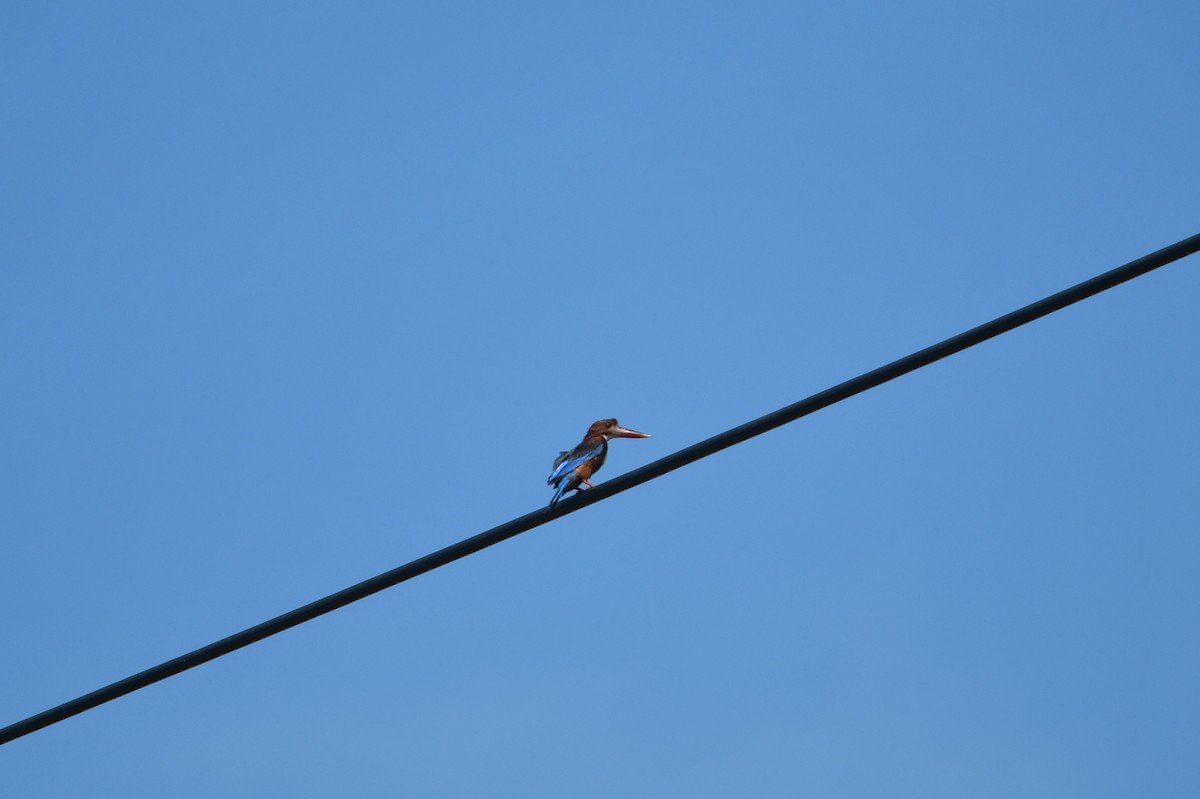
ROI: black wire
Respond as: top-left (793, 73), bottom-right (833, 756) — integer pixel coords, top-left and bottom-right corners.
top-left (4, 232), bottom-right (1198, 746)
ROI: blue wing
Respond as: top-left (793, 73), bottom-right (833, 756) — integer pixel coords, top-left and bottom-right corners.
top-left (547, 439), bottom-right (605, 486)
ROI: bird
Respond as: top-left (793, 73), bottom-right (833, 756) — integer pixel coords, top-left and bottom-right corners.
top-left (547, 419), bottom-right (651, 507)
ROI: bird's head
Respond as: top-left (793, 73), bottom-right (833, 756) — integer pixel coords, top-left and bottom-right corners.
top-left (586, 418), bottom-right (651, 441)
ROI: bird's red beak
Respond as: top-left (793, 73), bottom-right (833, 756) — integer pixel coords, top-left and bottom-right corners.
top-left (611, 425), bottom-right (651, 439)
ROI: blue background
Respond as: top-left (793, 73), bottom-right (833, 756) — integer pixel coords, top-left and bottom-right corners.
top-left (3, 2), bottom-right (1198, 796)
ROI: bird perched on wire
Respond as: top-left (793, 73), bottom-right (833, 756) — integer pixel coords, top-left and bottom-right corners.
top-left (547, 419), bottom-right (651, 507)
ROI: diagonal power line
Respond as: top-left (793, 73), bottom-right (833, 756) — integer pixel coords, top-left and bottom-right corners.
top-left (4, 232), bottom-right (1199, 746)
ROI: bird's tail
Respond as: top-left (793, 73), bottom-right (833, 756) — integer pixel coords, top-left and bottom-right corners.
top-left (549, 480), bottom-right (569, 508)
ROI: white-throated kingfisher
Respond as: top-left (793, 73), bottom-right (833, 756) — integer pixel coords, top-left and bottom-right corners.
top-left (547, 419), bottom-right (651, 507)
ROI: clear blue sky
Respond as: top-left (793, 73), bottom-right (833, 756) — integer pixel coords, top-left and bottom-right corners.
top-left (3, 3), bottom-right (1198, 796)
